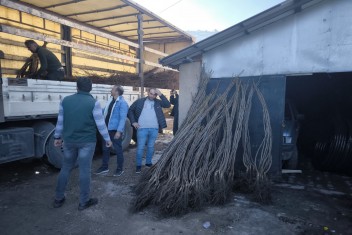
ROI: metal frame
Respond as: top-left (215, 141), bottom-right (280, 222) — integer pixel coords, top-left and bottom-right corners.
top-left (0, 50), bottom-right (4, 122)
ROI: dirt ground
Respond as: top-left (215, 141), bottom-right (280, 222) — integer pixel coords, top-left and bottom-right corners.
top-left (0, 118), bottom-right (351, 235)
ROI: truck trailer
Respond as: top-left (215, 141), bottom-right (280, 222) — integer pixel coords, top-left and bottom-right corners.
top-left (0, 75), bottom-right (139, 168)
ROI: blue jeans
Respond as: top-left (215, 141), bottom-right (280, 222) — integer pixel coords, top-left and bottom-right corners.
top-left (55, 142), bottom-right (96, 205)
top-left (136, 128), bottom-right (158, 166)
top-left (101, 131), bottom-right (124, 171)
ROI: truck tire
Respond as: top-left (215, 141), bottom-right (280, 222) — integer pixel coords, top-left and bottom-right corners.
top-left (45, 132), bottom-right (64, 169)
top-left (122, 118), bottom-right (133, 150)
top-left (110, 119), bottom-right (133, 154)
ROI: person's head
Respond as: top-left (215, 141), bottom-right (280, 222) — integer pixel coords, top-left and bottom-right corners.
top-left (111, 85), bottom-right (124, 97)
top-left (147, 88), bottom-right (157, 100)
top-left (77, 77), bottom-right (92, 92)
top-left (24, 40), bottom-right (39, 53)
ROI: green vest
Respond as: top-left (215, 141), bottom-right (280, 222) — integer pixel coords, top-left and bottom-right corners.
top-left (62, 91), bottom-right (97, 143)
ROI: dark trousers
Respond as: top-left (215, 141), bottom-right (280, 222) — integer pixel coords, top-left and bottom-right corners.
top-left (47, 70), bottom-right (64, 81)
top-left (173, 113), bottom-right (179, 135)
top-left (101, 131), bottom-right (124, 171)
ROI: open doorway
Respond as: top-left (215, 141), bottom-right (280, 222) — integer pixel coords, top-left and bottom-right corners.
top-left (285, 72), bottom-right (352, 176)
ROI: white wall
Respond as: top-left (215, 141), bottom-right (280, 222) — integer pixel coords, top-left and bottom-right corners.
top-left (178, 62), bottom-right (202, 125)
top-left (203, 0), bottom-right (352, 77)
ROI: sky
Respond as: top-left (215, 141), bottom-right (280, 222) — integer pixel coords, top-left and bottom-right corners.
top-left (133, 0), bottom-right (284, 31)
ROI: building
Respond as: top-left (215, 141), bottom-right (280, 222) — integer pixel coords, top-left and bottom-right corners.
top-left (160, 0), bottom-right (352, 173)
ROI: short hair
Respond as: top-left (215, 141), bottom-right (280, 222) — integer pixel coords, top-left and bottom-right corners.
top-left (24, 40), bottom-right (38, 47)
top-left (115, 85), bottom-right (124, 96)
top-left (77, 77), bottom-right (92, 92)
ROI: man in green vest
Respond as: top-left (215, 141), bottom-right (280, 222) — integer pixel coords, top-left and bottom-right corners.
top-left (52, 77), bottom-right (112, 211)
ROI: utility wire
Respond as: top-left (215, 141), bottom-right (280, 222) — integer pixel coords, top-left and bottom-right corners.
top-left (159, 0), bottom-right (185, 13)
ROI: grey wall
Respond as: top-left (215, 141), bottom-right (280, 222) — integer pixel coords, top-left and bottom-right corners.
top-left (203, 0), bottom-right (352, 77)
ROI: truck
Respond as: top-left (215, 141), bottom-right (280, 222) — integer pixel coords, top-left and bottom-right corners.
top-left (0, 71), bottom-right (139, 168)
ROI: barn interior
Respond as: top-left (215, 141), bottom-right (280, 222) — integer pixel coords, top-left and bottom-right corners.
top-left (285, 72), bottom-right (352, 176)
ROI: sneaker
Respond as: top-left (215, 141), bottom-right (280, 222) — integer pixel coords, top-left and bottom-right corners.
top-left (145, 163), bottom-right (153, 167)
top-left (53, 197), bottom-right (65, 208)
top-left (78, 198), bottom-right (98, 211)
top-left (95, 166), bottom-right (109, 175)
top-left (136, 166), bottom-right (141, 174)
top-left (113, 169), bottom-right (124, 176)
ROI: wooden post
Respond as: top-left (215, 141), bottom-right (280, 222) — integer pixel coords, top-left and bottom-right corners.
top-left (137, 13), bottom-right (144, 97)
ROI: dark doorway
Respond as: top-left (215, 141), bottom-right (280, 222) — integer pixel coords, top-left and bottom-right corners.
top-left (286, 72), bottom-right (352, 175)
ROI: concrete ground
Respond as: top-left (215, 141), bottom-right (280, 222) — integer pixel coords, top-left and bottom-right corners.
top-left (0, 118), bottom-right (351, 235)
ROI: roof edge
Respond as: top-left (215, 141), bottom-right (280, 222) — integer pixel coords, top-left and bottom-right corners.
top-left (160, 0), bottom-right (326, 68)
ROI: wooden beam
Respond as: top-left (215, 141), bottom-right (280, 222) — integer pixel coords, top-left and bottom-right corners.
top-left (99, 20), bottom-right (156, 29)
top-left (65, 4), bottom-right (129, 17)
top-left (0, 38), bottom-right (64, 53)
top-left (83, 13), bottom-right (138, 23)
top-left (0, 24), bottom-right (139, 62)
top-left (0, 0), bottom-right (168, 56)
top-left (73, 64), bottom-right (134, 73)
top-left (44, 0), bottom-right (87, 9)
top-left (0, 24), bottom-right (175, 71)
top-left (113, 25), bottom-right (167, 33)
top-left (72, 52), bottom-right (134, 67)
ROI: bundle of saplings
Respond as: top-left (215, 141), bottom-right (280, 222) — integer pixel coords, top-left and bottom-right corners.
top-left (133, 69), bottom-right (273, 216)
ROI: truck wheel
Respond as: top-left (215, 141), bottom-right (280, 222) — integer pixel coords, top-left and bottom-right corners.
top-left (45, 133), bottom-right (64, 169)
top-left (287, 146), bottom-right (298, 169)
top-left (110, 119), bottom-right (133, 154)
top-left (122, 118), bottom-right (133, 150)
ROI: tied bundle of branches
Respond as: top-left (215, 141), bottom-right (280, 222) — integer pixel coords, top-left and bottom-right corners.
top-left (239, 81), bottom-right (272, 203)
top-left (133, 70), bottom-right (273, 216)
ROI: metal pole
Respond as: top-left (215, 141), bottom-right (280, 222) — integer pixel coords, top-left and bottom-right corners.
top-left (137, 13), bottom-right (144, 97)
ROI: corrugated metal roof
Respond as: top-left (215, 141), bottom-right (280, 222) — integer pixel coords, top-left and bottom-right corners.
top-left (15, 0), bottom-right (193, 43)
top-left (160, 0), bottom-right (325, 68)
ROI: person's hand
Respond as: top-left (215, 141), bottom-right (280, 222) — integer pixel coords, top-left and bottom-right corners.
top-left (106, 141), bottom-right (112, 147)
top-left (155, 89), bottom-right (162, 96)
top-left (114, 131), bottom-right (121, 139)
top-left (54, 139), bottom-right (63, 147)
top-left (132, 122), bottom-right (140, 129)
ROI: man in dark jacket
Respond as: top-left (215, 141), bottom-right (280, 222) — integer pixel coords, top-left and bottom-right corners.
top-left (25, 40), bottom-right (64, 80)
top-left (53, 77), bottom-right (112, 211)
top-left (128, 88), bottom-right (170, 173)
top-left (170, 89), bottom-right (179, 135)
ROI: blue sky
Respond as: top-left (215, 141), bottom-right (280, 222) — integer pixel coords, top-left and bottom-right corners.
top-left (133, 0), bottom-right (284, 31)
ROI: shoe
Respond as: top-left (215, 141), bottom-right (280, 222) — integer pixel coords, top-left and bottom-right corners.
top-left (95, 167), bottom-right (109, 175)
top-left (145, 163), bottom-right (153, 167)
top-left (53, 197), bottom-right (65, 208)
top-left (113, 169), bottom-right (124, 176)
top-left (136, 166), bottom-right (141, 174)
top-left (78, 198), bottom-right (98, 211)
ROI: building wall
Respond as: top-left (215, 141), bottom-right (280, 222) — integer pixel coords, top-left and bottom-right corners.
top-left (178, 61), bottom-right (202, 125)
top-left (203, 0), bottom-right (352, 77)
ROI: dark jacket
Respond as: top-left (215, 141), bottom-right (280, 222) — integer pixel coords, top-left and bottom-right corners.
top-left (36, 46), bottom-right (62, 75)
top-left (170, 94), bottom-right (179, 117)
top-left (128, 95), bottom-right (171, 129)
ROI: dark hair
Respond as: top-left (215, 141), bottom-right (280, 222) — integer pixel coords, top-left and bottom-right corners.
top-left (116, 85), bottom-right (124, 95)
top-left (77, 77), bottom-right (92, 92)
top-left (24, 40), bottom-right (37, 47)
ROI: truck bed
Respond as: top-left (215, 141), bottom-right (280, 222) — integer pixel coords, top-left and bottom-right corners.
top-left (1, 78), bottom-right (139, 121)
